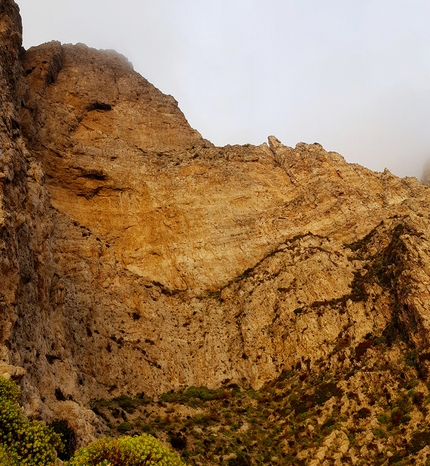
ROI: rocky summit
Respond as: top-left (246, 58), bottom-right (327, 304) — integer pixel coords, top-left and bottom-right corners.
top-left (2, 0), bottom-right (430, 464)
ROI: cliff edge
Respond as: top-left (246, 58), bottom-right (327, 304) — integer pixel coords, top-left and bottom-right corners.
top-left (3, 1), bottom-right (430, 461)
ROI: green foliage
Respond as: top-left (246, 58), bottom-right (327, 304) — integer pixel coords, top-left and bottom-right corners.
top-left (9, 337), bottom-right (428, 466)
top-left (0, 376), bottom-right (63, 465)
top-left (404, 351), bottom-right (418, 368)
top-left (91, 394), bottom-right (152, 415)
top-left (160, 386), bottom-right (230, 405)
top-left (0, 444), bottom-right (19, 466)
top-left (113, 394), bottom-right (151, 413)
top-left (373, 428), bottom-right (385, 438)
top-left (118, 422), bottom-right (134, 433)
top-left (0, 376), bottom-right (20, 404)
top-left (66, 434), bottom-right (186, 466)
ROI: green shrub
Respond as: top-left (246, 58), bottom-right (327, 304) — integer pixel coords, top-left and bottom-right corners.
top-left (0, 444), bottom-right (19, 466)
top-left (112, 394), bottom-right (151, 414)
top-left (0, 376), bottom-right (20, 404)
top-left (160, 386), bottom-right (229, 405)
top-left (0, 376), bottom-right (63, 465)
top-left (373, 428), bottom-right (385, 438)
top-left (118, 421), bottom-right (134, 433)
top-left (66, 434), bottom-right (186, 466)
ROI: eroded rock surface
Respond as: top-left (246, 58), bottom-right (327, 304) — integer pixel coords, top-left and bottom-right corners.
top-left (3, 0), bottom-right (430, 456)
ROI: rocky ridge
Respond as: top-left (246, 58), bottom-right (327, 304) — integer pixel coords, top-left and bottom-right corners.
top-left (2, 0), bottom-right (430, 463)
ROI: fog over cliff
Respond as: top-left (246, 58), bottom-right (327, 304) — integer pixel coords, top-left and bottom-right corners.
top-left (4, 1), bottom-right (430, 463)
top-left (17, 0), bottom-right (430, 179)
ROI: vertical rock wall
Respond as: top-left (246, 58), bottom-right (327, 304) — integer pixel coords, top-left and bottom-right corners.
top-left (3, 0), bottom-right (430, 449)
top-left (0, 0), bottom-right (46, 377)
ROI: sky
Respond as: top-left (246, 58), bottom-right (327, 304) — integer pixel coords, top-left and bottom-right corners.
top-left (17, 0), bottom-right (430, 179)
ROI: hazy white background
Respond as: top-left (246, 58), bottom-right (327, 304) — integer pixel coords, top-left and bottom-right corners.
top-left (17, 0), bottom-right (430, 179)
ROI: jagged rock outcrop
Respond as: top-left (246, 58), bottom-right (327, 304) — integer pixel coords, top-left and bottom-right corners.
top-left (4, 0), bottom-right (430, 458)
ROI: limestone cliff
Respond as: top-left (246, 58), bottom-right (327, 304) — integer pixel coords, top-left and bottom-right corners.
top-left (3, 0), bottom-right (430, 461)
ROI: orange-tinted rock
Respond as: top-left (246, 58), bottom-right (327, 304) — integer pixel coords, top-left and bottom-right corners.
top-left (3, 0), bottom-right (430, 450)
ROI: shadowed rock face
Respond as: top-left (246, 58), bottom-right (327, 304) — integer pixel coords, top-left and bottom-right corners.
top-left (3, 0), bottom-right (430, 453)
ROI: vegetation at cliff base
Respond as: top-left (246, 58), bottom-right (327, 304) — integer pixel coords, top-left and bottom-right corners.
top-left (3, 333), bottom-right (430, 464)
top-left (0, 375), bottom-right (185, 466)
top-left (90, 336), bottom-right (430, 465)
top-left (65, 434), bottom-right (186, 466)
top-left (0, 375), bottom-right (62, 465)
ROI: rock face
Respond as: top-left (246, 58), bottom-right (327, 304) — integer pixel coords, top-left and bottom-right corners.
top-left (3, 0), bottom-right (430, 455)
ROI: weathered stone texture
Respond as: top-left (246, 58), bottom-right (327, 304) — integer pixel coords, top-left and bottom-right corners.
top-left (2, 0), bottom-right (430, 449)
